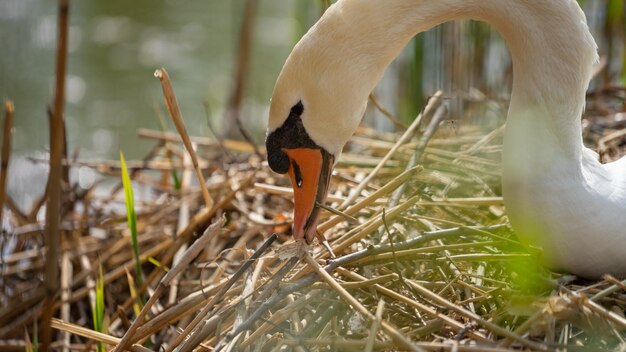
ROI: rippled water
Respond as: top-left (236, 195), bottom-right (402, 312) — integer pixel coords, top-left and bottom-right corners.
top-left (0, 0), bottom-right (301, 206)
top-left (0, 0), bottom-right (298, 159)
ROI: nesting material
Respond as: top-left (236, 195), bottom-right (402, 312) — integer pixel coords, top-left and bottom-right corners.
top-left (1, 91), bottom-right (625, 352)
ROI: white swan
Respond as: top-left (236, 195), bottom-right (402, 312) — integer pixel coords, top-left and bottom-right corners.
top-left (265, 0), bottom-right (626, 279)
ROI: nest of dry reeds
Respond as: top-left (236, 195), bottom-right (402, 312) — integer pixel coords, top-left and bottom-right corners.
top-left (2, 0), bottom-right (625, 349)
top-left (1, 77), bottom-right (625, 352)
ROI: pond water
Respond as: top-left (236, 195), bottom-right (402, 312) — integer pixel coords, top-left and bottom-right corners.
top-left (0, 0), bottom-right (301, 160)
top-left (0, 0), bottom-right (309, 207)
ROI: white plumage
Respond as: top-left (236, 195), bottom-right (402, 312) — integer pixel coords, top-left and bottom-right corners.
top-left (267, 0), bottom-right (626, 278)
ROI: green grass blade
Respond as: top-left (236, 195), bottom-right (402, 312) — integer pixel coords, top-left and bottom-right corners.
top-left (93, 265), bottom-right (105, 352)
top-left (120, 151), bottom-right (145, 291)
top-left (31, 319), bottom-right (38, 352)
top-left (147, 256), bottom-right (169, 272)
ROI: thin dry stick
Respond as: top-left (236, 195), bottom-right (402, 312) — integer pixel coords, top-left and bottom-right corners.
top-left (580, 293), bottom-right (626, 329)
top-left (137, 128), bottom-right (257, 154)
top-left (303, 252), bottom-right (424, 352)
top-left (62, 158), bottom-right (208, 172)
top-left (365, 299), bottom-right (385, 352)
top-left (50, 318), bottom-right (151, 352)
top-left (340, 91), bottom-right (443, 208)
top-left (315, 202), bottom-right (358, 223)
top-left (591, 278), bottom-right (626, 302)
top-left (154, 68), bottom-right (213, 209)
top-left (369, 93), bottom-right (408, 129)
top-left (599, 128), bottom-right (626, 162)
top-left (0, 101), bottom-right (14, 226)
top-left (4, 196), bottom-right (28, 225)
top-left (113, 217), bottom-right (226, 352)
top-left (48, 238), bottom-right (174, 332)
top-left (254, 183), bottom-right (345, 203)
top-left (42, 0), bottom-right (69, 349)
top-left (60, 252), bottom-right (72, 352)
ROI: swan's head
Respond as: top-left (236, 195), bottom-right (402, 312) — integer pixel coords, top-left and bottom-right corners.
top-left (265, 98), bottom-right (336, 244)
top-left (265, 18), bottom-right (371, 242)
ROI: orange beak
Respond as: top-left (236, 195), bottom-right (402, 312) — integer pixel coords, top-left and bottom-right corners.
top-left (283, 148), bottom-right (334, 243)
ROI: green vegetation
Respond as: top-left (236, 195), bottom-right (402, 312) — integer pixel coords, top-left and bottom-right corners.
top-left (93, 266), bottom-right (106, 352)
top-left (120, 151), bottom-right (145, 304)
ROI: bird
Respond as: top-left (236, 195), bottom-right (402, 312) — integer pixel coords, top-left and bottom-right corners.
top-left (265, 0), bottom-right (626, 279)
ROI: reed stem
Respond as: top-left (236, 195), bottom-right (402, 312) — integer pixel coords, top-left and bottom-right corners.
top-left (42, 0), bottom-right (70, 349)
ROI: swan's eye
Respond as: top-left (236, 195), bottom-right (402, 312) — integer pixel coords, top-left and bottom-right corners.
top-left (291, 160), bottom-right (303, 188)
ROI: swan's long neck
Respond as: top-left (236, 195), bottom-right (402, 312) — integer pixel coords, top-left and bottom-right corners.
top-left (271, 0), bottom-right (626, 277)
top-left (295, 0), bottom-right (597, 168)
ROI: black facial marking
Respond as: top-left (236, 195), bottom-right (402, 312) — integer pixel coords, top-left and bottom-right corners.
top-left (266, 100), bottom-right (322, 174)
top-left (290, 100), bottom-right (304, 115)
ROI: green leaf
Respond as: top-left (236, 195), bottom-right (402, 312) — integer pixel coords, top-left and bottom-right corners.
top-left (147, 256), bottom-right (169, 272)
top-left (120, 151), bottom-right (145, 291)
top-left (93, 265), bottom-right (106, 352)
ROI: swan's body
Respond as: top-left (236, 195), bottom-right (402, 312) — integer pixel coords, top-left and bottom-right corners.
top-left (266, 0), bottom-right (626, 278)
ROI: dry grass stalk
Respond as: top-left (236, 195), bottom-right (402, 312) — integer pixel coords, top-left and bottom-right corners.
top-left (50, 318), bottom-right (150, 352)
top-left (364, 299), bottom-right (386, 352)
top-left (0, 100), bottom-right (14, 226)
top-left (154, 68), bottom-right (214, 209)
top-left (59, 252), bottom-right (72, 352)
top-left (41, 0), bottom-right (70, 349)
top-left (137, 128), bottom-right (258, 153)
top-left (369, 93), bottom-right (408, 129)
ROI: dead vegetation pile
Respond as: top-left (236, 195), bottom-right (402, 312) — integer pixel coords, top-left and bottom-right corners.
top-left (1, 84), bottom-right (625, 352)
